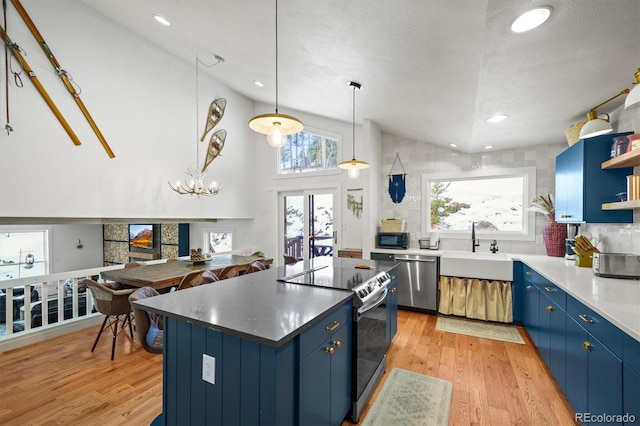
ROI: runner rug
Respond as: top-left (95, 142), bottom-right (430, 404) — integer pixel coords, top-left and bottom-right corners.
top-left (436, 316), bottom-right (525, 344)
top-left (361, 368), bottom-right (452, 426)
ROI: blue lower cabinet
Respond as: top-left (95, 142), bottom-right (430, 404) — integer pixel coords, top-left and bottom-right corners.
top-left (299, 320), bottom-right (352, 426)
top-left (566, 316), bottom-right (623, 425)
top-left (545, 300), bottom-right (566, 390)
top-left (386, 274), bottom-right (398, 345)
top-left (522, 281), bottom-right (540, 345)
top-left (623, 365), bottom-right (640, 425)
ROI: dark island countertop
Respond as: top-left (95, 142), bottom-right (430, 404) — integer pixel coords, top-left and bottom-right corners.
top-left (131, 257), bottom-right (397, 348)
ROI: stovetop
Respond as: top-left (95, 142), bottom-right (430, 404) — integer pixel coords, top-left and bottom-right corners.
top-left (277, 257), bottom-right (383, 291)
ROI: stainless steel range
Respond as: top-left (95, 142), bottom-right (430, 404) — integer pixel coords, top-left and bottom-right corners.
top-left (278, 257), bottom-right (394, 422)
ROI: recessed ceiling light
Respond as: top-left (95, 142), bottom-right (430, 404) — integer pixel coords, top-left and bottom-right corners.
top-left (152, 14), bottom-right (171, 26)
top-left (484, 145), bottom-right (494, 150)
top-left (486, 114), bottom-right (509, 123)
top-left (449, 143), bottom-right (458, 148)
top-left (510, 6), bottom-right (552, 33)
top-left (253, 80), bottom-right (265, 87)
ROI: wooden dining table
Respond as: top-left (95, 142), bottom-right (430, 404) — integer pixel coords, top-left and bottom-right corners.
top-left (100, 254), bottom-right (273, 291)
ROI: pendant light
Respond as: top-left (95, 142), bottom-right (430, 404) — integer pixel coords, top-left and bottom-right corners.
top-left (338, 81), bottom-right (368, 178)
top-left (248, 0), bottom-right (303, 148)
top-left (624, 68), bottom-right (640, 109)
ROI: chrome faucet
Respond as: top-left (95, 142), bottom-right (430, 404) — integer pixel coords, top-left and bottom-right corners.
top-left (471, 221), bottom-right (480, 252)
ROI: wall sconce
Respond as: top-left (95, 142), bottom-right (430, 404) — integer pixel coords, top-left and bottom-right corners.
top-left (579, 89), bottom-right (629, 139)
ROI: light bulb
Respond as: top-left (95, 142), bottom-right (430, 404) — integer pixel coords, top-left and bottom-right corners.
top-left (347, 167), bottom-right (360, 179)
top-left (267, 122), bottom-right (286, 148)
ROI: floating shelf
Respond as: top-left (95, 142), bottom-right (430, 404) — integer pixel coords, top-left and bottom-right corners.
top-left (602, 200), bottom-right (640, 210)
top-left (601, 149), bottom-right (640, 169)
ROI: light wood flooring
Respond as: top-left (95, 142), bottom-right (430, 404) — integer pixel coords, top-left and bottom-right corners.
top-left (0, 310), bottom-right (577, 425)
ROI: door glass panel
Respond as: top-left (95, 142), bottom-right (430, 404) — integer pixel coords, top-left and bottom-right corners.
top-left (310, 193), bottom-right (333, 258)
top-left (284, 195), bottom-right (304, 259)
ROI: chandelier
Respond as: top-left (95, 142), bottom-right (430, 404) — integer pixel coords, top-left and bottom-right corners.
top-left (169, 54), bottom-right (223, 197)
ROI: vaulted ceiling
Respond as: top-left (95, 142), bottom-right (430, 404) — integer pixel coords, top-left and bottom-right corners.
top-left (79, 0), bottom-right (640, 153)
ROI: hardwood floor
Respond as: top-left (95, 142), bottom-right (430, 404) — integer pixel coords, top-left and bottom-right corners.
top-left (0, 310), bottom-right (576, 425)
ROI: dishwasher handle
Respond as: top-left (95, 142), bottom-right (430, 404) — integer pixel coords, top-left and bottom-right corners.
top-left (394, 255), bottom-right (436, 262)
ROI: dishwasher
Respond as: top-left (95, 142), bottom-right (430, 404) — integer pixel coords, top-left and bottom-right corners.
top-left (393, 254), bottom-right (439, 312)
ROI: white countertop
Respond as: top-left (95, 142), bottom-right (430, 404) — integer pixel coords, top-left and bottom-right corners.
top-left (514, 254), bottom-right (640, 343)
top-left (371, 248), bottom-right (640, 342)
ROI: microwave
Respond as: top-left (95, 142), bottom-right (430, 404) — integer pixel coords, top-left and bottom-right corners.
top-left (376, 232), bottom-right (409, 249)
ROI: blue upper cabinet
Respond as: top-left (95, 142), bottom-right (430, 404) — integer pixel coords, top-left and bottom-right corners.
top-left (555, 133), bottom-right (633, 223)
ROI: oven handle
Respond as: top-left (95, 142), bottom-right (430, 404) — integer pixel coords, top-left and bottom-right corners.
top-left (357, 287), bottom-right (389, 315)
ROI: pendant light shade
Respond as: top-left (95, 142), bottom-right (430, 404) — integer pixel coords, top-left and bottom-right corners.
top-left (339, 81), bottom-right (368, 178)
top-left (248, 0), bottom-right (303, 147)
top-left (624, 68), bottom-right (640, 109)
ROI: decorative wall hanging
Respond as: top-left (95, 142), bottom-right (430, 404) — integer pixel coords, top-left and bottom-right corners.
top-left (200, 98), bottom-right (226, 141)
top-left (347, 188), bottom-right (363, 218)
top-left (388, 153), bottom-right (407, 203)
top-left (7, 0), bottom-right (115, 157)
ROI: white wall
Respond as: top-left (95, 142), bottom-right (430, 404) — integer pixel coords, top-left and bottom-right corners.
top-left (0, 0), bottom-right (254, 220)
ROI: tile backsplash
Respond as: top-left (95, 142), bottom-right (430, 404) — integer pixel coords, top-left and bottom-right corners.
top-left (380, 103), bottom-right (640, 255)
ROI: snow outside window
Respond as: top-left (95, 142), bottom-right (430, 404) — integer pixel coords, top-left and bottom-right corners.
top-left (205, 231), bottom-right (233, 254)
top-left (0, 230), bottom-right (49, 281)
top-left (277, 129), bottom-right (339, 175)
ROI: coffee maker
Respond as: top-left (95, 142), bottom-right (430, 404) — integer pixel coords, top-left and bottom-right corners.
top-left (565, 224), bottom-right (579, 260)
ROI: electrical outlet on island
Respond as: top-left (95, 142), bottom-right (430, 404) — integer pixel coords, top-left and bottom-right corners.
top-left (202, 354), bottom-right (215, 384)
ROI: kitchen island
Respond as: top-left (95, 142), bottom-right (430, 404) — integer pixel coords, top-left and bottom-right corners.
top-left (132, 257), bottom-right (397, 426)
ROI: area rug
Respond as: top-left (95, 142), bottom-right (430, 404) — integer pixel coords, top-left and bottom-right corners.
top-left (361, 368), bottom-right (452, 426)
top-left (436, 316), bottom-right (525, 344)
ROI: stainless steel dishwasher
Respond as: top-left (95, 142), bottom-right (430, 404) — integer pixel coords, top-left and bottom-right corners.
top-left (394, 254), bottom-right (439, 312)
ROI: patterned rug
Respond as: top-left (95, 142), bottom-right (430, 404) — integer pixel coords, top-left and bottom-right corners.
top-left (436, 316), bottom-right (525, 344)
top-left (361, 368), bottom-right (452, 426)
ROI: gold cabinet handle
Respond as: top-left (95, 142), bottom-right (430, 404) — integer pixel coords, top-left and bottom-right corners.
top-left (525, 272), bottom-right (532, 276)
top-left (525, 285), bottom-right (532, 291)
top-left (579, 314), bottom-right (594, 324)
top-left (333, 340), bottom-right (341, 347)
top-left (326, 347), bottom-right (335, 354)
top-left (583, 341), bottom-right (592, 352)
top-left (390, 287), bottom-right (397, 294)
top-left (544, 286), bottom-right (555, 293)
top-left (545, 305), bottom-right (553, 312)
top-left (325, 321), bottom-right (340, 332)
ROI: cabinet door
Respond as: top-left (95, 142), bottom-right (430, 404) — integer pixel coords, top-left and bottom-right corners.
top-left (556, 144), bottom-right (584, 223)
top-left (547, 301), bottom-right (566, 390)
top-left (565, 316), bottom-right (588, 415)
top-left (330, 323), bottom-right (352, 426)
top-left (623, 365), bottom-right (640, 425)
top-left (588, 336), bottom-right (623, 423)
top-left (299, 341), bottom-right (332, 425)
top-left (522, 282), bottom-right (540, 346)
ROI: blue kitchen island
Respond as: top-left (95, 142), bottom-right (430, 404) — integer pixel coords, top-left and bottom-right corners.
top-left (132, 257), bottom-right (398, 426)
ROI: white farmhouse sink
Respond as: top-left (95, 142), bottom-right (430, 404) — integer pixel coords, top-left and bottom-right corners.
top-left (440, 251), bottom-right (513, 281)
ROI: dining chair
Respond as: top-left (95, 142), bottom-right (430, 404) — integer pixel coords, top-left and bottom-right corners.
top-left (245, 260), bottom-right (267, 274)
top-left (283, 255), bottom-right (299, 265)
top-left (128, 287), bottom-right (163, 354)
top-left (177, 270), bottom-right (219, 290)
top-left (83, 279), bottom-right (135, 360)
top-left (217, 265), bottom-right (239, 280)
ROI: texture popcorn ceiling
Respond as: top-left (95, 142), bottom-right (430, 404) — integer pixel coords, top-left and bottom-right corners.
top-left (381, 103), bottom-right (640, 255)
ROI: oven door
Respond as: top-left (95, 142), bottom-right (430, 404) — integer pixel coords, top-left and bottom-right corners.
top-left (353, 286), bottom-right (389, 409)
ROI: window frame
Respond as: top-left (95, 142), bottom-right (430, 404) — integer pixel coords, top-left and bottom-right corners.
top-left (421, 167), bottom-right (536, 241)
top-left (202, 228), bottom-right (234, 254)
top-left (275, 126), bottom-right (343, 178)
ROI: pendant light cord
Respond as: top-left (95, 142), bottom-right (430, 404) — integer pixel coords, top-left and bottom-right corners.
top-left (195, 54), bottom-right (200, 169)
top-left (274, 0), bottom-right (279, 114)
top-left (352, 84), bottom-right (356, 159)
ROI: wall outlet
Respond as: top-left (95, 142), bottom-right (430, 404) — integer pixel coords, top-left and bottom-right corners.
top-left (202, 354), bottom-right (215, 384)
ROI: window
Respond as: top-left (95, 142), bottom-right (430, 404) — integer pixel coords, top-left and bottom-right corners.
top-left (421, 167), bottom-right (536, 240)
top-left (0, 230), bottom-right (49, 281)
top-left (204, 231), bottom-right (233, 253)
top-left (278, 129), bottom-right (339, 175)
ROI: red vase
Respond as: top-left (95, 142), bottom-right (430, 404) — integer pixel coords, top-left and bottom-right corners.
top-left (543, 219), bottom-right (567, 257)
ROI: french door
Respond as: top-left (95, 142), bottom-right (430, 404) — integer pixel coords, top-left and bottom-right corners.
top-left (280, 189), bottom-right (337, 261)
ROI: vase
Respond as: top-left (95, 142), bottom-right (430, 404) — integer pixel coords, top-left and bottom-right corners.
top-left (543, 219), bottom-right (567, 257)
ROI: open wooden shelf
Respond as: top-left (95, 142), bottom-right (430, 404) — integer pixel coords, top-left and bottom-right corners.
top-left (602, 199), bottom-right (640, 210)
top-left (601, 148), bottom-right (640, 169)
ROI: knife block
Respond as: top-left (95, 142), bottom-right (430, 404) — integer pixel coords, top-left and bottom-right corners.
top-left (575, 249), bottom-right (598, 268)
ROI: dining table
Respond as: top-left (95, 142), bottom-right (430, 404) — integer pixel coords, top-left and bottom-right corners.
top-left (100, 254), bottom-right (273, 291)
